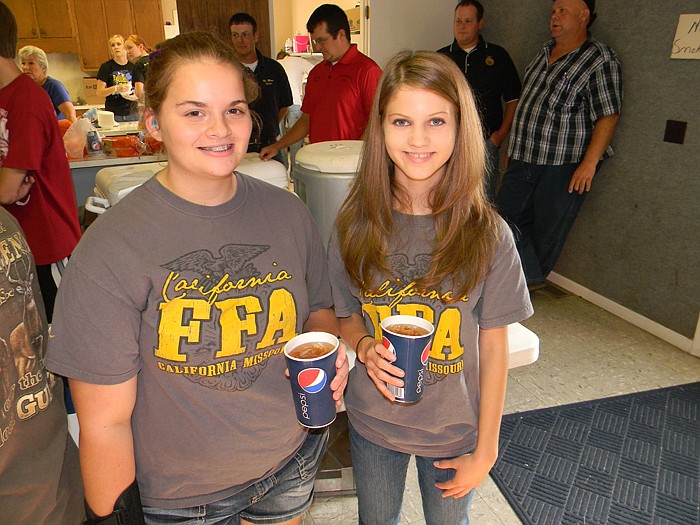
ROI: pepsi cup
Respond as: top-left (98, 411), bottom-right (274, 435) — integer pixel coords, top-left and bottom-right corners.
top-left (381, 315), bottom-right (434, 403)
top-left (284, 332), bottom-right (338, 428)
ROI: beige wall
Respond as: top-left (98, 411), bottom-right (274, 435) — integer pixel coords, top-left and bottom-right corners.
top-left (369, 0), bottom-right (456, 68)
top-left (40, 53), bottom-right (92, 103)
top-left (161, 0), bottom-right (177, 25)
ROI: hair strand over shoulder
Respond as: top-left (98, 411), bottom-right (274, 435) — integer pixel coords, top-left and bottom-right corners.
top-left (335, 50), bottom-right (502, 302)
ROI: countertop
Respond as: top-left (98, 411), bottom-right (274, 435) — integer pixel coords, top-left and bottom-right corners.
top-left (70, 154), bottom-right (163, 169)
top-left (96, 121), bottom-right (141, 137)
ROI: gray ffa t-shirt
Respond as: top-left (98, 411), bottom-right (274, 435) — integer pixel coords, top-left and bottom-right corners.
top-left (0, 210), bottom-right (84, 525)
top-left (329, 211), bottom-right (533, 457)
top-left (46, 174), bottom-right (332, 509)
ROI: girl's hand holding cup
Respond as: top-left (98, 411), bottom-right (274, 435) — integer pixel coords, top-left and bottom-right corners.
top-left (357, 334), bottom-right (405, 402)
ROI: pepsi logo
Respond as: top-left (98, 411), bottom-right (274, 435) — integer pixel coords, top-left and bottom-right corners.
top-left (421, 342), bottom-right (432, 366)
top-left (382, 336), bottom-right (396, 356)
top-left (298, 368), bottom-right (327, 394)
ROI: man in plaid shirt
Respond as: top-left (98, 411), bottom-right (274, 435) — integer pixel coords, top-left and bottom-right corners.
top-left (496, 0), bottom-right (622, 287)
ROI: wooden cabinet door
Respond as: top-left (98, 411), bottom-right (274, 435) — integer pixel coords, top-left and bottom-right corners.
top-left (34, 0), bottom-right (74, 39)
top-left (176, 0), bottom-right (271, 56)
top-left (6, 0), bottom-right (37, 39)
top-left (73, 0), bottom-right (109, 71)
top-left (133, 0), bottom-right (165, 48)
top-left (103, 0), bottom-right (135, 40)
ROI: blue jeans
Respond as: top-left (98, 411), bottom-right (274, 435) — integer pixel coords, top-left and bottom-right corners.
top-left (349, 422), bottom-right (474, 525)
top-left (496, 160), bottom-right (590, 284)
top-left (143, 428), bottom-right (328, 524)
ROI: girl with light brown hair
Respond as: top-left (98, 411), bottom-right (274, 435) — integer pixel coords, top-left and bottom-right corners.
top-left (47, 31), bottom-right (347, 524)
top-left (329, 50), bottom-right (533, 524)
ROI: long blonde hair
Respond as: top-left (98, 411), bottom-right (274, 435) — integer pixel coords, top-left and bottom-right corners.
top-left (335, 50), bottom-right (501, 300)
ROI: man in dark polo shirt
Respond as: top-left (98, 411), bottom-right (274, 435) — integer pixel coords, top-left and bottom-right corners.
top-left (438, 0), bottom-right (521, 201)
top-left (230, 12), bottom-right (292, 164)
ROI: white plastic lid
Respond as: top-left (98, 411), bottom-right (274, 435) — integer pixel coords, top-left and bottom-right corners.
top-left (238, 153), bottom-right (288, 183)
top-left (295, 140), bottom-right (363, 173)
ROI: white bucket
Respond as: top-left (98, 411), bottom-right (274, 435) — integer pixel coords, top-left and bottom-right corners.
top-left (97, 110), bottom-right (115, 129)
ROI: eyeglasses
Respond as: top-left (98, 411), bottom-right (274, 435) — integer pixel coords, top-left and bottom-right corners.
top-left (311, 36), bottom-right (330, 46)
top-left (231, 31), bottom-right (254, 39)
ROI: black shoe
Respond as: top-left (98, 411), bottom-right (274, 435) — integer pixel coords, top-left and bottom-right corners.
top-left (527, 281), bottom-right (546, 292)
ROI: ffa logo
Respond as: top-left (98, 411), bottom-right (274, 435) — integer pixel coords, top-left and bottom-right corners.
top-left (298, 368), bottom-right (327, 394)
top-left (485, 56), bottom-right (495, 66)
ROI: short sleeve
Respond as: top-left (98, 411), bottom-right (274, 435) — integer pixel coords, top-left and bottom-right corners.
top-left (131, 63), bottom-right (144, 85)
top-left (45, 251), bottom-right (143, 385)
top-left (588, 50), bottom-right (623, 122)
top-left (301, 204), bottom-right (334, 313)
top-left (478, 222), bottom-right (533, 328)
top-left (359, 63), bottom-right (382, 115)
top-left (96, 61), bottom-right (110, 84)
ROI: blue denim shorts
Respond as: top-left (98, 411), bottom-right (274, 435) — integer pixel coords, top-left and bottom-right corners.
top-left (143, 428), bottom-right (328, 524)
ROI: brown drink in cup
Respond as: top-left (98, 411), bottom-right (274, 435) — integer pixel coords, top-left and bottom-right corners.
top-left (380, 315), bottom-right (435, 403)
top-left (284, 332), bottom-right (338, 427)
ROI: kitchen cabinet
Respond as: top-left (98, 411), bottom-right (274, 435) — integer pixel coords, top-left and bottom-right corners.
top-left (72, 0), bottom-right (109, 71)
top-left (133, 0), bottom-right (166, 50)
top-left (177, 0), bottom-right (271, 57)
top-left (104, 0), bottom-right (134, 39)
top-left (8, 0), bottom-right (77, 53)
top-left (71, 0), bottom-right (164, 72)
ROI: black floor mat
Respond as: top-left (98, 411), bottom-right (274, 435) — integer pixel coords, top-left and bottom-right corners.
top-left (490, 382), bottom-right (700, 524)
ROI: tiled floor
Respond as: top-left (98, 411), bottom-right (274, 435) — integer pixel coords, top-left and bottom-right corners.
top-left (301, 284), bottom-right (700, 524)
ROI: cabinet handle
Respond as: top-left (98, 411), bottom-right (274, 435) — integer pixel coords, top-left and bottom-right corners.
top-left (31, 27), bottom-right (37, 37)
top-left (40, 27), bottom-right (46, 37)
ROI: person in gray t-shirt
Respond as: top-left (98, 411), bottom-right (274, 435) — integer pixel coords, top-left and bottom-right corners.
top-left (46, 32), bottom-right (348, 525)
top-left (329, 51), bottom-right (533, 524)
top-left (0, 208), bottom-right (84, 525)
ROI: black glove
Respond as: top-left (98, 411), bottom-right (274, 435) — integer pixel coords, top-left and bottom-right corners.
top-left (83, 479), bottom-right (145, 525)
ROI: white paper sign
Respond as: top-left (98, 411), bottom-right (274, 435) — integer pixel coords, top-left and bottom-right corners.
top-left (671, 14), bottom-right (700, 59)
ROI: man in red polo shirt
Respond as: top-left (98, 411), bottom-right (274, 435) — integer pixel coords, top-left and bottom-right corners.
top-left (260, 3), bottom-right (381, 161)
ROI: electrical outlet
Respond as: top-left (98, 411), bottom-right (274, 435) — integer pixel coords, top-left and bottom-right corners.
top-left (663, 120), bottom-right (687, 144)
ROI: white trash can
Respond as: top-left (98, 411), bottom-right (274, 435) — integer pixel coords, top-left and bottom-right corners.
top-left (292, 140), bottom-right (362, 245)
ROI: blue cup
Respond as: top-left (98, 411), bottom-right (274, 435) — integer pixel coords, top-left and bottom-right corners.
top-left (380, 315), bottom-right (434, 403)
top-left (284, 332), bottom-right (338, 428)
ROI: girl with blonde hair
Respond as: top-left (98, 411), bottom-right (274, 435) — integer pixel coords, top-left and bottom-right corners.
top-left (96, 34), bottom-right (143, 121)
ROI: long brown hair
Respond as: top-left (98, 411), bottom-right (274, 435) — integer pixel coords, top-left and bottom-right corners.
top-left (335, 50), bottom-right (501, 300)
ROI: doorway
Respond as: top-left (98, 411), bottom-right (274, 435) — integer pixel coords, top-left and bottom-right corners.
top-left (271, 0), bottom-right (370, 58)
